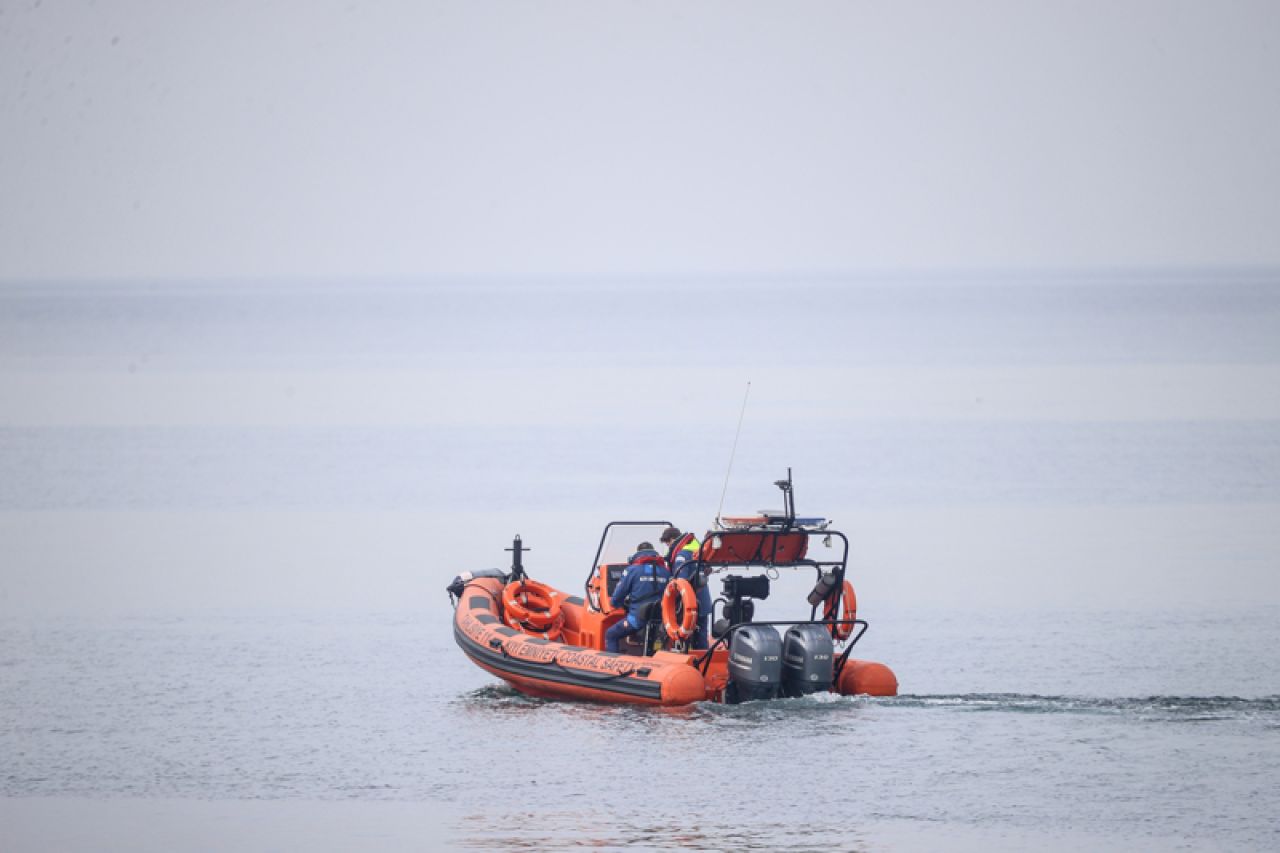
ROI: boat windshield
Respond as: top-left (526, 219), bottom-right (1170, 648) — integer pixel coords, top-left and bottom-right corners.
top-left (593, 521), bottom-right (673, 568)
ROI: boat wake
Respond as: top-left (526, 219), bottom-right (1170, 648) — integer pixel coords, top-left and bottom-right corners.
top-left (454, 683), bottom-right (1280, 727)
top-left (890, 692), bottom-right (1280, 721)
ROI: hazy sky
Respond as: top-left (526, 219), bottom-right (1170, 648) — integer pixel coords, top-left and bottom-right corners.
top-left (3, 4), bottom-right (1279, 616)
top-left (3, 1), bottom-right (1279, 281)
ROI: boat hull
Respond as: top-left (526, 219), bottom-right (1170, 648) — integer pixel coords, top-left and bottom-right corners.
top-left (452, 576), bottom-right (897, 705)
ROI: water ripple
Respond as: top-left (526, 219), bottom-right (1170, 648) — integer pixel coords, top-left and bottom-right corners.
top-left (891, 692), bottom-right (1280, 720)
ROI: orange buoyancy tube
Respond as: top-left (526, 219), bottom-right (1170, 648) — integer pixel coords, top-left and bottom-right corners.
top-left (662, 578), bottom-right (698, 642)
top-left (823, 580), bottom-right (857, 641)
top-left (502, 578), bottom-right (564, 640)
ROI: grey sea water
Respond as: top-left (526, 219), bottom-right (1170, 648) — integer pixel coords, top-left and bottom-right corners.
top-left (2, 275), bottom-right (1279, 850)
top-left (2, 606), bottom-right (1279, 851)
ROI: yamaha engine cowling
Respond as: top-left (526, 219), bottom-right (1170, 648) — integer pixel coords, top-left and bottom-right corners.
top-left (781, 624), bottom-right (834, 697)
top-left (726, 625), bottom-right (783, 703)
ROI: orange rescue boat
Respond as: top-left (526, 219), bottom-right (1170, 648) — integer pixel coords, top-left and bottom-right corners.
top-left (448, 473), bottom-right (898, 706)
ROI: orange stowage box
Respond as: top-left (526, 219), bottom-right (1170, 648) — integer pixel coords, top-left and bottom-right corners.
top-left (699, 531), bottom-right (808, 564)
top-left (560, 597), bottom-right (621, 651)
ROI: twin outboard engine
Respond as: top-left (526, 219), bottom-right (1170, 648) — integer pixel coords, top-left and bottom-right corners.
top-left (716, 571), bottom-right (839, 703)
top-left (781, 624), bottom-right (834, 697)
top-left (726, 625), bottom-right (783, 703)
top-left (726, 623), bottom-right (835, 703)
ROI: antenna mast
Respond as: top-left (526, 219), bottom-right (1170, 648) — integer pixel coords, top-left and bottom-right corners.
top-left (715, 381), bottom-right (752, 527)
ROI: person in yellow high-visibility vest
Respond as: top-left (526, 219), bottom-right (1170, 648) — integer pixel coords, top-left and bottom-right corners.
top-left (661, 526), bottom-right (710, 649)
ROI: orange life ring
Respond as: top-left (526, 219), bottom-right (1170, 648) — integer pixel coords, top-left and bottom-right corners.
top-left (823, 580), bottom-right (857, 641)
top-left (662, 578), bottom-right (698, 642)
top-left (502, 579), bottom-right (563, 637)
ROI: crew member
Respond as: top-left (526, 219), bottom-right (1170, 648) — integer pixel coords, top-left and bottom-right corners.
top-left (661, 526), bottom-right (710, 649)
top-left (605, 543), bottom-right (670, 653)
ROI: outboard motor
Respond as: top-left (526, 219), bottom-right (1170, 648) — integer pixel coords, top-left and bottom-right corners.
top-left (726, 625), bottom-right (783, 703)
top-left (781, 624), bottom-right (834, 698)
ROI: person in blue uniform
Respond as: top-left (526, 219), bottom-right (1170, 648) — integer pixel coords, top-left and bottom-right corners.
top-left (661, 526), bottom-right (711, 649)
top-left (605, 543), bottom-right (669, 653)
